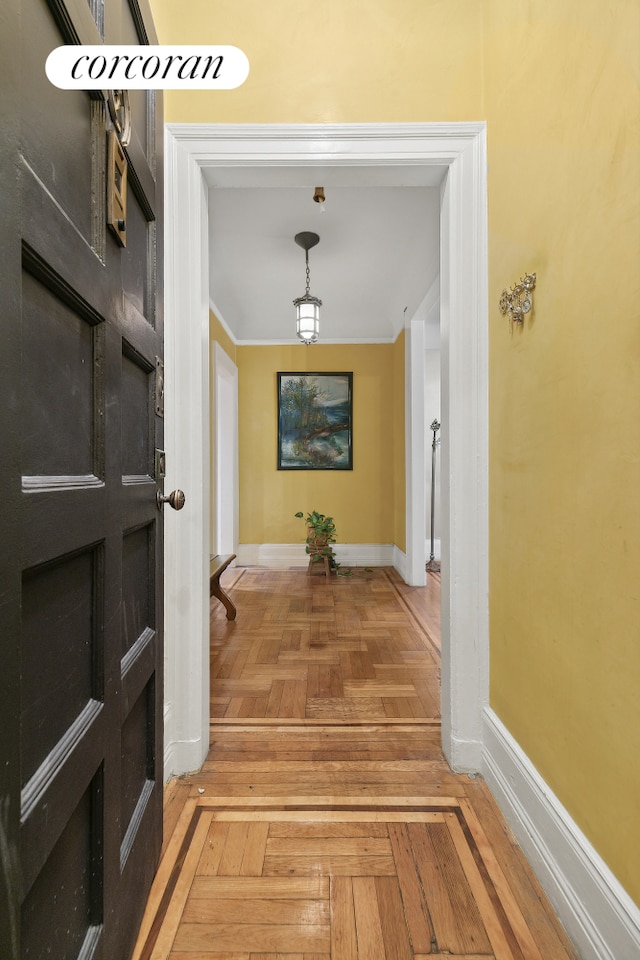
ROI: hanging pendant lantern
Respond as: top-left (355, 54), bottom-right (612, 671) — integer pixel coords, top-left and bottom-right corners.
top-left (293, 231), bottom-right (321, 344)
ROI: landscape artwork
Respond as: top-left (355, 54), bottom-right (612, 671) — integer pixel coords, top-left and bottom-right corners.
top-left (277, 372), bottom-right (353, 470)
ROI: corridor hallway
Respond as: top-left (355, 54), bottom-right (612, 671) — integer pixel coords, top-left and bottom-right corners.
top-left (133, 567), bottom-right (578, 959)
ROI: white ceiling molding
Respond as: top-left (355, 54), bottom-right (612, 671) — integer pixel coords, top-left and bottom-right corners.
top-left (209, 297), bottom-right (238, 346)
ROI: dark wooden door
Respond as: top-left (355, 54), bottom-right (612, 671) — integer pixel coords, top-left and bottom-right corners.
top-left (0, 1), bottom-right (165, 957)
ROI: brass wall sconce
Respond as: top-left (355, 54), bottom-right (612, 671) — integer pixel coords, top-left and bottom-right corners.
top-left (499, 273), bottom-right (536, 324)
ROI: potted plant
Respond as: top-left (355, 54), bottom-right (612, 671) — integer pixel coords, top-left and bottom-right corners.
top-left (295, 510), bottom-right (337, 566)
top-left (295, 510), bottom-right (355, 576)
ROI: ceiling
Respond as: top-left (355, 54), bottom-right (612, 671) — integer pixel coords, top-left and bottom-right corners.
top-left (207, 169), bottom-right (444, 345)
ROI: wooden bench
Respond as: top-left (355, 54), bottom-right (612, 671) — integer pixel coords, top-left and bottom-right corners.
top-left (209, 553), bottom-right (237, 620)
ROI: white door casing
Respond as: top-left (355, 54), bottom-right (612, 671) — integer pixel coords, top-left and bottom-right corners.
top-left (162, 123), bottom-right (489, 777)
top-left (405, 316), bottom-right (427, 587)
top-left (212, 341), bottom-right (239, 557)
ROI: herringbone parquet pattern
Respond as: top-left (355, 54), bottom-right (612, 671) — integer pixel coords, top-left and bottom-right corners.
top-left (210, 567), bottom-right (440, 723)
top-left (133, 566), bottom-right (578, 960)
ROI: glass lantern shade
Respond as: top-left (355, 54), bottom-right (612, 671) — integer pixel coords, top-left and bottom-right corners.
top-left (294, 294), bottom-right (321, 344)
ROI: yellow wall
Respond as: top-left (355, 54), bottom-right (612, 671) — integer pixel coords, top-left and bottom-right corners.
top-left (236, 344), bottom-right (400, 547)
top-left (150, 0), bottom-right (640, 905)
top-left (485, 0), bottom-right (640, 908)
top-left (150, 0), bottom-right (484, 124)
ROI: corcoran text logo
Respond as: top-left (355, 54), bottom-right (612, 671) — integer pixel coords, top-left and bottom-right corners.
top-left (46, 45), bottom-right (249, 89)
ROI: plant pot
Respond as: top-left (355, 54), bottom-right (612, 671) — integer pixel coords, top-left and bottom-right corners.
top-left (307, 528), bottom-right (331, 555)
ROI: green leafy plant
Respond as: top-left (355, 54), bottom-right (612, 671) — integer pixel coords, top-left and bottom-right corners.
top-left (294, 510), bottom-right (353, 575)
top-left (294, 510), bottom-right (336, 559)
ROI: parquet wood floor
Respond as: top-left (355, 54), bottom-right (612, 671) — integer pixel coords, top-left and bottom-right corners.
top-left (133, 567), bottom-right (578, 960)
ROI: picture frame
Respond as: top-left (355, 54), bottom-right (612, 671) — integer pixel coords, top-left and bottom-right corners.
top-left (277, 372), bottom-right (353, 470)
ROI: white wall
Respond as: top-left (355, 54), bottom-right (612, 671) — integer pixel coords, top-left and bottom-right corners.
top-left (425, 348), bottom-right (441, 556)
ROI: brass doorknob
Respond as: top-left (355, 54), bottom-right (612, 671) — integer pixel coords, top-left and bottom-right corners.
top-left (157, 489), bottom-right (186, 511)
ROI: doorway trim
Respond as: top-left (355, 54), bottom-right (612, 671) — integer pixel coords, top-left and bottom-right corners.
top-left (211, 341), bottom-right (239, 557)
top-left (162, 122), bottom-right (489, 777)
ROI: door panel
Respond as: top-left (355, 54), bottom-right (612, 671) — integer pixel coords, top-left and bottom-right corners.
top-left (20, 11), bottom-right (94, 244)
top-left (0, 1), bottom-right (165, 957)
top-left (121, 346), bottom-right (154, 478)
top-left (21, 271), bottom-right (101, 479)
top-left (20, 774), bottom-right (103, 959)
top-left (122, 525), bottom-right (154, 654)
top-left (21, 548), bottom-right (101, 783)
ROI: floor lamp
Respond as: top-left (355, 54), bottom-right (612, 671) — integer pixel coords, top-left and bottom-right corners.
top-left (426, 418), bottom-right (441, 573)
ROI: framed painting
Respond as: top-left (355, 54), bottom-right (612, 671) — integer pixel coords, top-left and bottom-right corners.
top-left (277, 372), bottom-right (353, 470)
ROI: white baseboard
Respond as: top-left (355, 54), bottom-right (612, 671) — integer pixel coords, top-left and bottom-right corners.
top-left (163, 689), bottom-right (208, 781)
top-left (392, 545), bottom-right (408, 582)
top-left (236, 542), bottom-right (398, 569)
top-left (235, 543), bottom-right (304, 567)
top-left (163, 734), bottom-right (207, 783)
top-left (163, 702), bottom-right (174, 781)
top-left (446, 730), bottom-right (484, 774)
top-left (482, 707), bottom-right (640, 960)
